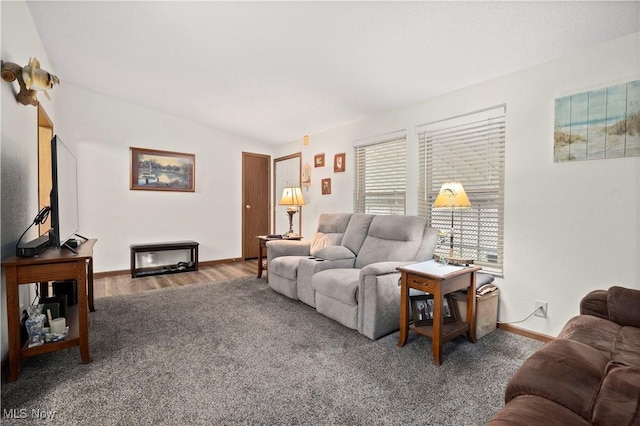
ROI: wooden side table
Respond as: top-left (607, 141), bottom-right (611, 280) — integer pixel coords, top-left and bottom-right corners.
top-left (256, 235), bottom-right (302, 279)
top-left (2, 239), bottom-right (97, 382)
top-left (397, 260), bottom-right (481, 365)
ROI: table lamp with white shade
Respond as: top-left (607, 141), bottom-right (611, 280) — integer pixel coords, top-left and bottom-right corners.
top-left (432, 182), bottom-right (471, 257)
top-left (279, 187), bottom-right (305, 237)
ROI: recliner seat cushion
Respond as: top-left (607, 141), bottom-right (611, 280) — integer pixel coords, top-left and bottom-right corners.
top-left (269, 256), bottom-right (303, 281)
top-left (312, 269), bottom-right (360, 305)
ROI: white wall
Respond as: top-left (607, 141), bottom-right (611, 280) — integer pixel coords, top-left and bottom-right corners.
top-left (1, 0), bottom-right (58, 363)
top-left (54, 84), bottom-right (272, 272)
top-left (275, 33), bottom-right (640, 337)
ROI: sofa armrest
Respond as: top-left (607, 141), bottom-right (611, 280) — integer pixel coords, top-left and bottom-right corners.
top-left (360, 261), bottom-right (415, 277)
top-left (580, 289), bottom-right (609, 320)
top-left (266, 240), bottom-right (311, 259)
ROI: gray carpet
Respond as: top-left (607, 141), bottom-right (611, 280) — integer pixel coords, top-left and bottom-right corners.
top-left (1, 276), bottom-right (542, 425)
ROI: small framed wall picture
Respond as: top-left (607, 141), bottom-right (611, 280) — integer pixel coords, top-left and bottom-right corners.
top-left (314, 153), bottom-right (325, 167)
top-left (334, 153), bottom-right (345, 173)
top-left (321, 178), bottom-right (331, 195)
top-left (410, 294), bottom-right (457, 326)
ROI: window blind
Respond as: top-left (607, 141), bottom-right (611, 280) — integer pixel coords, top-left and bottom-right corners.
top-left (353, 131), bottom-right (407, 215)
top-left (417, 105), bottom-right (506, 273)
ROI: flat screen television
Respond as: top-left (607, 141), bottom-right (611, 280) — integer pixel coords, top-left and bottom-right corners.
top-left (49, 135), bottom-right (80, 249)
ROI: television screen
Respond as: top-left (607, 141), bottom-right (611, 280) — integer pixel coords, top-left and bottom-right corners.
top-left (49, 135), bottom-right (79, 248)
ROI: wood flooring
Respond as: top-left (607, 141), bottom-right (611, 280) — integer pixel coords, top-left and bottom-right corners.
top-left (93, 260), bottom-right (258, 299)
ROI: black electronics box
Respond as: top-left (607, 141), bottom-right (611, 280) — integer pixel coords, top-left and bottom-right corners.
top-left (53, 280), bottom-right (77, 306)
top-left (16, 235), bottom-right (50, 257)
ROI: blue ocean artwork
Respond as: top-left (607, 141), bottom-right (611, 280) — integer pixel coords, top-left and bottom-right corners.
top-left (554, 80), bottom-right (640, 162)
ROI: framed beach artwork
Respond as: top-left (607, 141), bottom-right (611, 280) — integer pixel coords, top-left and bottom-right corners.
top-left (554, 80), bottom-right (640, 162)
top-left (130, 147), bottom-right (195, 192)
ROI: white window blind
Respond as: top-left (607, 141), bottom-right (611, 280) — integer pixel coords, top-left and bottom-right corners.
top-left (417, 105), bottom-right (506, 273)
top-left (353, 131), bottom-right (407, 215)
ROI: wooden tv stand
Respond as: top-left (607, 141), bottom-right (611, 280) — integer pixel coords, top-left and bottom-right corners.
top-left (2, 239), bottom-right (96, 382)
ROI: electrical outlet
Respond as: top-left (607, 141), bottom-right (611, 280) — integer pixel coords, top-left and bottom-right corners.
top-left (534, 300), bottom-right (548, 318)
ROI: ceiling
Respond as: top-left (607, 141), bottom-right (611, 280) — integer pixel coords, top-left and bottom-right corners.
top-left (27, 1), bottom-right (639, 145)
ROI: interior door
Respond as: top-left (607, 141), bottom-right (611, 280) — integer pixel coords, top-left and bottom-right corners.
top-left (242, 152), bottom-right (270, 259)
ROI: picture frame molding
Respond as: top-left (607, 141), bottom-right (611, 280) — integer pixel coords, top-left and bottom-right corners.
top-left (314, 153), bottom-right (325, 168)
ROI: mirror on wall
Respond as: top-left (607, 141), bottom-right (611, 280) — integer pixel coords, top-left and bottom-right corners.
top-left (273, 153), bottom-right (302, 236)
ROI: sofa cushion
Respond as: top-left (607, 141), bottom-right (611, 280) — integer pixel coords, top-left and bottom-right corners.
top-left (269, 256), bottom-right (303, 280)
top-left (487, 395), bottom-right (591, 426)
top-left (608, 285), bottom-right (640, 328)
top-left (309, 213), bottom-right (352, 256)
top-left (312, 269), bottom-right (360, 306)
top-left (341, 213), bottom-right (374, 255)
top-left (312, 246), bottom-right (356, 261)
top-left (612, 326), bottom-right (640, 369)
top-left (504, 339), bottom-right (609, 420)
top-left (558, 314), bottom-right (621, 357)
top-left (355, 215), bottom-right (426, 268)
top-left (591, 362), bottom-right (640, 425)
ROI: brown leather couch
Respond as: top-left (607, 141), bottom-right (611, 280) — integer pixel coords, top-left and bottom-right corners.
top-left (487, 286), bottom-right (640, 425)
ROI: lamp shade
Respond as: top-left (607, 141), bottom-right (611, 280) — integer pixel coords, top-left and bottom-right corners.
top-left (432, 182), bottom-right (471, 208)
top-left (279, 187), bottom-right (306, 206)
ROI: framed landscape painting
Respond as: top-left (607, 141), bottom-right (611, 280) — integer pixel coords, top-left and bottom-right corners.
top-left (130, 147), bottom-right (195, 192)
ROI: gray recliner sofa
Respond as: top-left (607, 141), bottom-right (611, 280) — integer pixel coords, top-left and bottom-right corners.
top-left (267, 213), bottom-right (439, 339)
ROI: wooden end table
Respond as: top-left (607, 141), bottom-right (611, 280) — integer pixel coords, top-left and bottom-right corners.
top-left (397, 260), bottom-right (481, 365)
top-left (2, 239), bottom-right (97, 382)
top-left (256, 235), bottom-right (302, 279)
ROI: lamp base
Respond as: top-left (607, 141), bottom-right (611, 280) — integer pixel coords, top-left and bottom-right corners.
top-left (286, 209), bottom-right (296, 236)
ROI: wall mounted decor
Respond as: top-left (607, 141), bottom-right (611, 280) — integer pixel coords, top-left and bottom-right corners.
top-left (1, 58), bottom-right (59, 106)
top-left (302, 163), bottom-right (311, 188)
top-left (314, 153), bottom-right (325, 167)
top-left (130, 147), bottom-right (195, 192)
top-left (321, 178), bottom-right (331, 195)
top-left (554, 80), bottom-right (640, 162)
top-left (334, 153), bottom-right (345, 173)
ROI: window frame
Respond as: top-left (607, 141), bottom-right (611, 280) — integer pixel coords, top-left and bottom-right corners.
top-left (353, 130), bottom-right (407, 215)
top-left (417, 105), bottom-right (506, 274)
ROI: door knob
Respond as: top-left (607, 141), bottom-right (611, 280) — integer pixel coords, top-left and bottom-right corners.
top-left (245, 204), bottom-right (251, 209)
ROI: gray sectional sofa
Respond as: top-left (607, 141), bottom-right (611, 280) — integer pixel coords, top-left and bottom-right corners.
top-left (266, 213), bottom-right (439, 339)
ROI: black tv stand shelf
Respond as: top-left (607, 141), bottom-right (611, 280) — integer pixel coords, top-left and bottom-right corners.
top-left (130, 240), bottom-right (199, 278)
